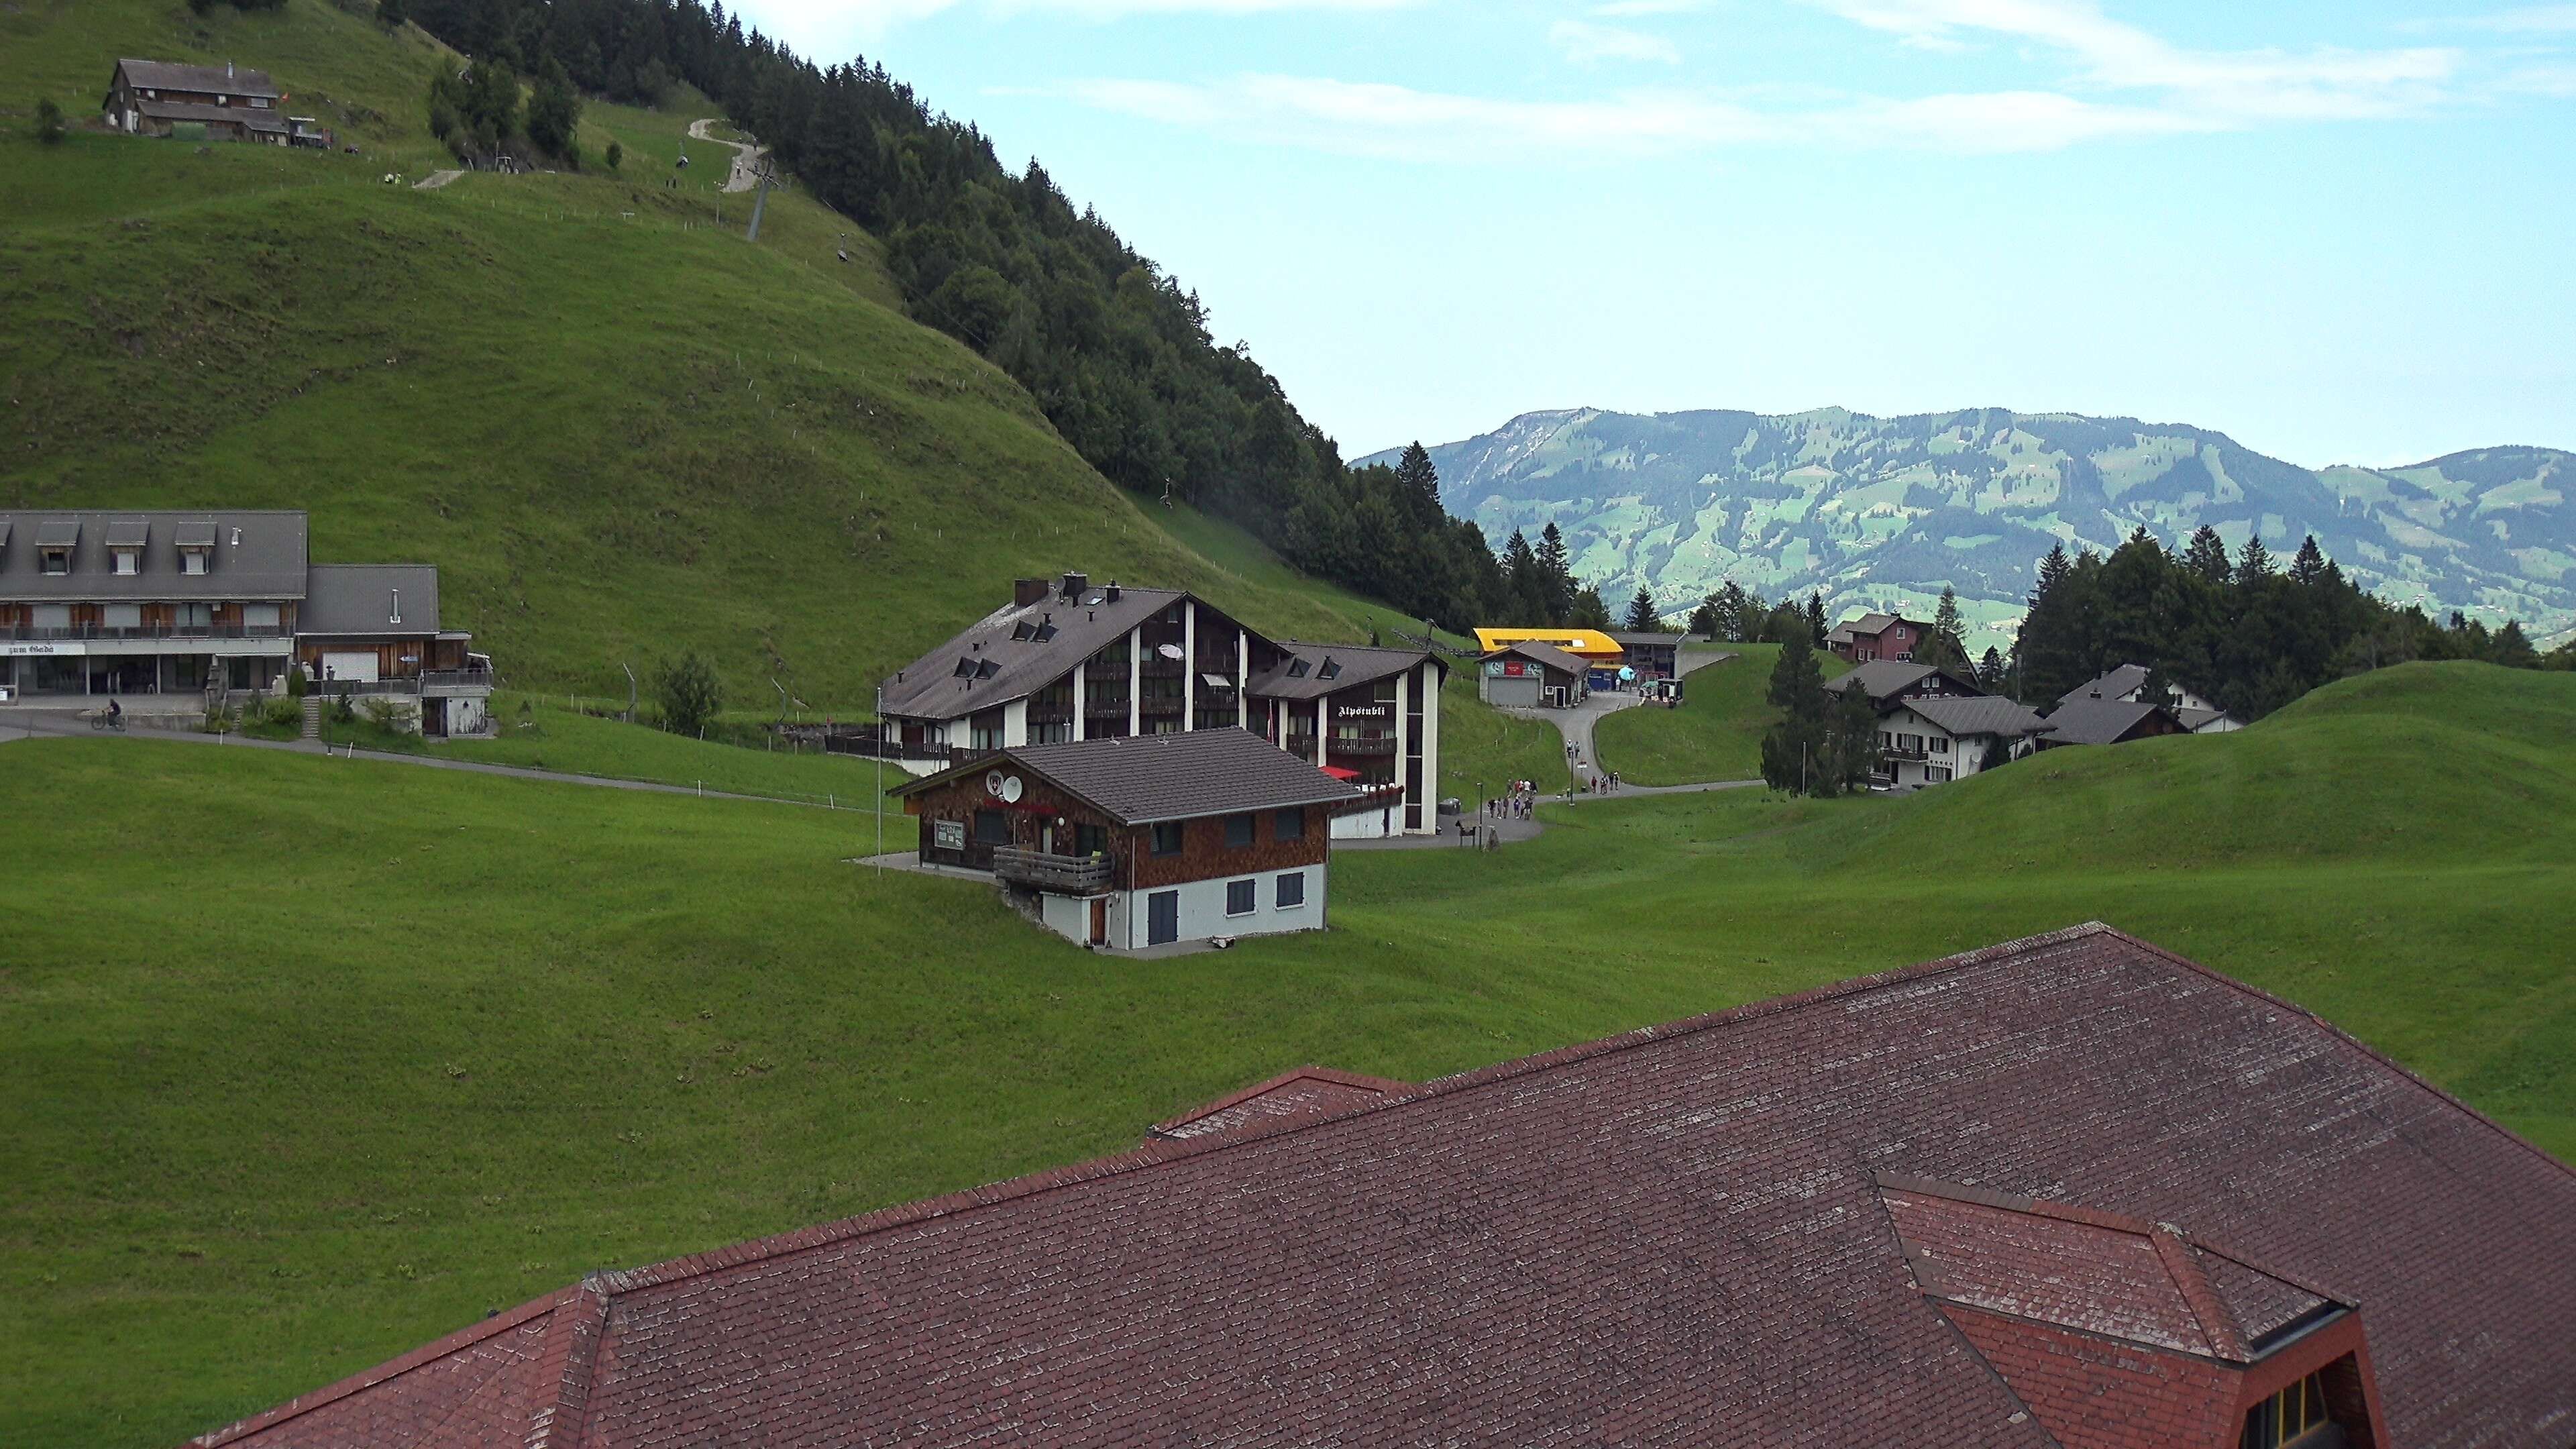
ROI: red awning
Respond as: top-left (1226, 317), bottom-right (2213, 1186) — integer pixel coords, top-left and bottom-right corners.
top-left (1320, 765), bottom-right (1362, 781)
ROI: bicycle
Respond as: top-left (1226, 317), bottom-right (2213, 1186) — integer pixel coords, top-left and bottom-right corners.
top-left (90, 710), bottom-right (127, 733)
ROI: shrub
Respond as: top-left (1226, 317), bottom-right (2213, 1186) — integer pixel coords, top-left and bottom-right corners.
top-left (35, 98), bottom-right (66, 145)
top-left (605, 140), bottom-right (622, 171)
top-left (286, 667), bottom-right (309, 699)
top-left (655, 653), bottom-right (722, 737)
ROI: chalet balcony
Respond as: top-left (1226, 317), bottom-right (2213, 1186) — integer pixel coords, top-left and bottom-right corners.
top-left (1878, 742), bottom-right (1931, 762)
top-left (992, 847), bottom-right (1115, 895)
top-left (1328, 734), bottom-right (1399, 757)
top-left (1, 622), bottom-right (290, 641)
top-left (421, 666), bottom-right (494, 692)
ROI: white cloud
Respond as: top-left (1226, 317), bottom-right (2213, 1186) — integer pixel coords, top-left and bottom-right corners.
top-left (1801, 0), bottom-right (2460, 121)
top-left (2498, 60), bottom-right (2576, 93)
top-left (1552, 19), bottom-right (1684, 64)
top-left (2448, 4), bottom-right (2576, 32)
top-left (1059, 71), bottom-right (2213, 160)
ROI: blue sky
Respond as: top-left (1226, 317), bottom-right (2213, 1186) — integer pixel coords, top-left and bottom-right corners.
top-left (722, 0), bottom-right (2575, 468)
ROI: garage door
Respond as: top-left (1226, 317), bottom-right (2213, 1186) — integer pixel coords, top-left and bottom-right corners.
top-left (321, 651), bottom-right (380, 684)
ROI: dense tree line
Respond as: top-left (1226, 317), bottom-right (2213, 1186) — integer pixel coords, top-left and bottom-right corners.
top-left (1685, 581), bottom-right (1827, 650)
top-left (398, 0), bottom-right (1519, 627)
top-left (1759, 631), bottom-right (1878, 797)
top-left (2015, 525), bottom-right (2559, 719)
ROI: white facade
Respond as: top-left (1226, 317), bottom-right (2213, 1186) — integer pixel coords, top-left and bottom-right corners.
top-left (1032, 867), bottom-right (1330, 950)
top-left (1874, 705), bottom-right (2030, 790)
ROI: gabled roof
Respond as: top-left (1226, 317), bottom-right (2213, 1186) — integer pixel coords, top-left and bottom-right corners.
top-left (301, 565), bottom-right (441, 637)
top-left (890, 729), bottom-right (1361, 826)
top-left (1244, 641), bottom-right (1442, 702)
top-left (2060, 663), bottom-right (2156, 708)
top-left (127, 97), bottom-right (291, 131)
top-left (0, 509), bottom-right (308, 602)
top-left (1829, 610), bottom-right (1928, 641)
top-left (879, 584), bottom-right (1268, 723)
top-left (1824, 659), bottom-right (1982, 704)
top-left (2042, 697), bottom-right (2182, 746)
top-left (1902, 694), bottom-right (2046, 739)
top-left (1149, 1065), bottom-right (1416, 1144)
top-left (1481, 639), bottom-right (1587, 676)
top-left (196, 925), bottom-right (2576, 1449)
top-left (113, 58), bottom-right (284, 99)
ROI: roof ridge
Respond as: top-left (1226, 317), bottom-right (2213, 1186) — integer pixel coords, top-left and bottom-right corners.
top-left (1150, 1063), bottom-right (1415, 1136)
top-left (2095, 925), bottom-right (2576, 1185)
top-left (192, 1287), bottom-right (568, 1447)
top-left (2149, 1223), bottom-right (2247, 1360)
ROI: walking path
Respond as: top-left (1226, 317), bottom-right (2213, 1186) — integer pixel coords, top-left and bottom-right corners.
top-left (413, 169), bottom-right (465, 191)
top-left (0, 708), bottom-right (833, 808)
top-left (1500, 649), bottom-right (1737, 789)
top-left (687, 118), bottom-right (767, 194)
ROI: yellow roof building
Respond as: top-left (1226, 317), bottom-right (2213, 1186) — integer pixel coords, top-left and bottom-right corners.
top-left (1472, 627), bottom-right (1625, 662)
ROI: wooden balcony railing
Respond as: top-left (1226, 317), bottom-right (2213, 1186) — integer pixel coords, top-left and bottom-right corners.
top-left (991, 847), bottom-right (1115, 894)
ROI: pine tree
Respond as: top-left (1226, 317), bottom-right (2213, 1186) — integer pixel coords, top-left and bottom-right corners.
top-left (2493, 620), bottom-right (2540, 668)
top-left (2182, 525), bottom-right (2231, 584)
top-left (1821, 684), bottom-right (1882, 796)
top-left (2237, 535), bottom-right (2275, 580)
top-left (1623, 587), bottom-right (1660, 632)
top-left (1687, 594), bottom-right (1721, 640)
top-left (1536, 523), bottom-right (1574, 625)
top-left (1499, 529), bottom-right (1544, 624)
top-left (1977, 645), bottom-right (2006, 693)
top-left (1806, 592), bottom-right (1827, 646)
top-left (2289, 534), bottom-right (2328, 586)
top-left (1760, 632), bottom-right (1827, 794)
top-left (1393, 443), bottom-right (1442, 532)
top-left (1569, 584), bottom-right (1613, 630)
top-left (1923, 586), bottom-right (1970, 671)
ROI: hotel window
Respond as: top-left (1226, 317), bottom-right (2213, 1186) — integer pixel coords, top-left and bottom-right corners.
top-left (1275, 871), bottom-right (1305, 908)
top-left (1224, 813), bottom-right (1256, 847)
top-left (177, 602), bottom-right (212, 629)
top-left (1073, 823), bottom-right (1108, 857)
top-left (244, 602), bottom-right (281, 630)
top-left (1930, 737), bottom-right (1949, 753)
top-left (1224, 879), bottom-right (1256, 916)
top-left (2241, 1371), bottom-right (2328, 1449)
top-left (1926, 765), bottom-right (1953, 783)
top-left (103, 604), bottom-right (143, 631)
top-left (1030, 720), bottom-right (1073, 745)
top-left (1273, 808), bottom-right (1305, 841)
top-left (1150, 822), bottom-right (1184, 856)
top-left (180, 549), bottom-right (210, 576)
top-left (40, 547), bottom-right (71, 576)
top-left (972, 809), bottom-right (1008, 845)
top-left (111, 549), bottom-right (142, 576)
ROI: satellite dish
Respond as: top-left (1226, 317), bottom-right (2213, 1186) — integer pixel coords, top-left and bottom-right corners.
top-left (985, 769), bottom-right (1006, 797)
top-left (1157, 643), bottom-right (1186, 661)
top-left (1002, 775), bottom-right (1024, 804)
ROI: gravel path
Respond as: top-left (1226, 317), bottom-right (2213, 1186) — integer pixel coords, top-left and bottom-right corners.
top-left (688, 118), bottom-right (767, 194)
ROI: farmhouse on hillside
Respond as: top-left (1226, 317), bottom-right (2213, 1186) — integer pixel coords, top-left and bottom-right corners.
top-left (873, 574), bottom-right (1446, 837)
top-left (189, 924), bottom-right (2576, 1449)
top-left (1826, 610), bottom-right (1935, 663)
top-left (0, 510), bottom-right (492, 735)
top-left (890, 729), bottom-right (1371, 949)
top-left (1824, 660), bottom-right (2037, 788)
top-left (97, 59), bottom-right (329, 146)
top-left (2035, 694), bottom-right (2193, 751)
top-left (2061, 662), bottom-right (2243, 733)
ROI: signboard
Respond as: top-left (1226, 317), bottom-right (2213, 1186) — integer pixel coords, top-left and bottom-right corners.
top-left (1483, 661), bottom-right (1503, 677)
top-left (1338, 704), bottom-right (1390, 720)
top-left (3, 641), bottom-right (83, 657)
top-left (933, 819), bottom-right (966, 851)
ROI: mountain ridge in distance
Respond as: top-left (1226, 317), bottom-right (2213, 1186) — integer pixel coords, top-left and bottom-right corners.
top-left (1363, 406), bottom-right (2575, 647)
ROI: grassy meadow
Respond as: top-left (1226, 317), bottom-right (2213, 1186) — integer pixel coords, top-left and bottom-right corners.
top-left (5, 661), bottom-right (2571, 1448)
top-left (1590, 642), bottom-right (1854, 784)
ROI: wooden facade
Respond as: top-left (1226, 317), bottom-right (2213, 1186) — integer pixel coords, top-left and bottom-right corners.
top-left (901, 770), bottom-right (1332, 892)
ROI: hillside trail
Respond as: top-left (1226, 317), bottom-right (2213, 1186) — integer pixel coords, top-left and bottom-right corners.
top-left (413, 169), bottom-right (464, 191)
top-left (1505, 649), bottom-right (1738, 788)
top-left (688, 117), bottom-right (767, 194)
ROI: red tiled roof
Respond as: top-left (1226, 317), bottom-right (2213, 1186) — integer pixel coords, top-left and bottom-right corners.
top-left (1148, 1065), bottom-right (1415, 1143)
top-left (195, 924), bottom-right (2576, 1449)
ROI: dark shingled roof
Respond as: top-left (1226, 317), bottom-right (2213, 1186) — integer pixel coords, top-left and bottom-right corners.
top-left (878, 585), bottom-right (1230, 723)
top-left (113, 58), bottom-right (282, 99)
top-left (2041, 697), bottom-right (2180, 746)
top-left (1825, 659), bottom-right (1983, 706)
top-left (195, 925), bottom-right (2576, 1449)
top-left (1481, 639), bottom-right (1587, 676)
top-left (2061, 663), bottom-right (2157, 708)
top-left (1902, 694), bottom-right (2047, 739)
top-left (893, 729), bottom-right (1361, 826)
top-left (0, 509), bottom-right (308, 602)
top-left (1605, 629), bottom-right (1685, 646)
top-left (1149, 1066), bottom-right (1416, 1144)
top-left (301, 565), bottom-right (441, 636)
top-left (1244, 641), bottom-right (1443, 701)
top-left (129, 98), bottom-right (290, 131)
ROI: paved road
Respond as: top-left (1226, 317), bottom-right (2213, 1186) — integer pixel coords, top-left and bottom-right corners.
top-left (688, 118), bottom-right (767, 194)
top-left (0, 710), bottom-right (841, 809)
top-left (1502, 649), bottom-right (1738, 788)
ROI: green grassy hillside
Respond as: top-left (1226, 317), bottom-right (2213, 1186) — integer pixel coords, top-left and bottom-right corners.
top-left (0, 0), bottom-right (1442, 713)
top-left (1591, 641), bottom-right (1854, 784)
top-left (5, 662), bottom-right (2568, 1448)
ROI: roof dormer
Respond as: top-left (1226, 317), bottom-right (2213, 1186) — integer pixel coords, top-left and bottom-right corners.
top-left (176, 520), bottom-right (217, 576)
top-left (36, 519), bottom-right (78, 576)
top-left (105, 518), bottom-right (148, 576)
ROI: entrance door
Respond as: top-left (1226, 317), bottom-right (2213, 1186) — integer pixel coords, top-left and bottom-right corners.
top-left (1146, 890), bottom-right (1179, 946)
top-left (1088, 897), bottom-right (1108, 946)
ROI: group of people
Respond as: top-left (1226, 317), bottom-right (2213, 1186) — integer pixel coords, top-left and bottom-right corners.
top-left (1485, 783), bottom-right (1541, 820)
top-left (1588, 770), bottom-right (1624, 794)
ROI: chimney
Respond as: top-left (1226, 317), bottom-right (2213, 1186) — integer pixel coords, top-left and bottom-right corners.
top-left (1061, 572), bottom-right (1088, 601)
top-left (389, 588), bottom-right (402, 625)
top-left (1013, 578), bottom-right (1047, 608)
top-left (1104, 581), bottom-right (1122, 604)
top-left (227, 60), bottom-right (235, 80)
